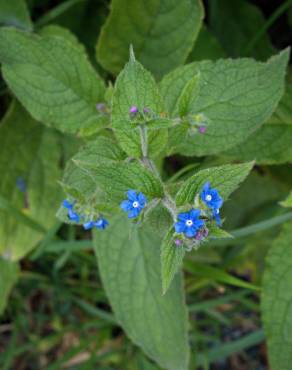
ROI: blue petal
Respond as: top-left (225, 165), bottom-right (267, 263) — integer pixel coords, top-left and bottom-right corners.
top-left (178, 212), bottom-right (190, 221)
top-left (120, 200), bottom-right (133, 212)
top-left (138, 192), bottom-right (147, 205)
top-left (185, 226), bottom-right (197, 238)
top-left (194, 219), bottom-right (205, 229)
top-left (127, 189), bottom-right (138, 202)
top-left (95, 218), bottom-right (109, 229)
top-left (83, 221), bottom-right (94, 230)
top-left (63, 199), bottom-right (72, 209)
top-left (175, 221), bottom-right (186, 233)
top-left (189, 209), bottom-right (200, 220)
top-left (128, 209), bottom-right (140, 218)
top-left (202, 182), bottom-right (210, 193)
top-left (68, 209), bottom-right (79, 222)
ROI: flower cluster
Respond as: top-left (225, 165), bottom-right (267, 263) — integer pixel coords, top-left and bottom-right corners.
top-left (128, 105), bottom-right (162, 122)
top-left (174, 182), bottom-right (223, 250)
top-left (62, 200), bottom-right (109, 231)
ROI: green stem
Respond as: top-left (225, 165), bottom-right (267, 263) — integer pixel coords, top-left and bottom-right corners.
top-left (139, 125), bottom-right (148, 158)
top-left (244, 0), bottom-right (292, 55)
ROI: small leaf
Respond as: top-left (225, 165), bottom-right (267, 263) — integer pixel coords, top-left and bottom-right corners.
top-left (262, 222), bottom-right (292, 370)
top-left (96, 0), bottom-right (204, 78)
top-left (161, 228), bottom-right (185, 294)
top-left (178, 73), bottom-right (200, 117)
top-left (176, 162), bottom-right (254, 206)
top-left (112, 56), bottom-right (167, 157)
top-left (208, 224), bottom-right (233, 239)
top-left (0, 27), bottom-right (105, 134)
top-left (93, 216), bottom-right (189, 370)
top-left (0, 258), bottom-right (18, 315)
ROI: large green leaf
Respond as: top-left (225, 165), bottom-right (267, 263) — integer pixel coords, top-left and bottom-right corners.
top-left (222, 124), bottom-right (292, 164)
top-left (0, 0), bottom-right (32, 30)
top-left (176, 162), bottom-right (253, 206)
top-left (0, 27), bottom-right (105, 134)
top-left (262, 222), bottom-right (292, 370)
top-left (160, 49), bottom-right (289, 156)
top-left (0, 258), bottom-right (18, 315)
top-left (93, 216), bottom-right (189, 370)
top-left (96, 0), bottom-right (204, 78)
top-left (0, 101), bottom-right (66, 260)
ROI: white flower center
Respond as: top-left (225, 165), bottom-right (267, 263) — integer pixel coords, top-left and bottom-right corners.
top-left (206, 194), bottom-right (212, 201)
top-left (132, 201), bottom-right (140, 208)
top-left (216, 209), bottom-right (219, 214)
top-left (186, 219), bottom-right (193, 227)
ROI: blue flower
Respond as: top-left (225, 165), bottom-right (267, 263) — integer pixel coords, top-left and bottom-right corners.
top-left (200, 182), bottom-right (223, 210)
top-left (68, 208), bottom-right (80, 222)
top-left (213, 208), bottom-right (221, 226)
top-left (95, 218), bottom-right (109, 230)
top-left (83, 221), bottom-right (94, 230)
top-left (174, 209), bottom-right (205, 238)
top-left (83, 218), bottom-right (108, 230)
top-left (62, 199), bottom-right (73, 209)
top-left (120, 190), bottom-right (147, 218)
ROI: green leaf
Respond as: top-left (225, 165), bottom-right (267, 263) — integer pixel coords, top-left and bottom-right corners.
top-left (78, 162), bottom-right (164, 203)
top-left (160, 49), bottom-right (289, 156)
top-left (208, 224), bottom-right (233, 239)
top-left (209, 0), bottom-right (275, 59)
top-left (175, 162), bottom-right (253, 206)
top-left (222, 124), bottom-right (292, 164)
top-left (0, 258), bottom-right (18, 315)
top-left (96, 0), bottom-right (204, 78)
top-left (0, 101), bottom-right (67, 260)
top-left (268, 82), bottom-right (292, 125)
top-left (177, 73), bottom-right (200, 117)
top-left (0, 0), bottom-right (32, 30)
top-left (93, 216), bottom-right (189, 370)
top-left (73, 136), bottom-right (127, 168)
top-left (112, 56), bottom-right (168, 157)
top-left (280, 192), bottom-right (292, 208)
top-left (262, 222), bottom-right (292, 370)
top-left (161, 227), bottom-right (185, 294)
top-left (0, 27), bottom-right (105, 134)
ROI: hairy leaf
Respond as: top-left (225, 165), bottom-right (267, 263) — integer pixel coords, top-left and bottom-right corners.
top-left (0, 27), bottom-right (105, 134)
top-left (79, 162), bottom-right (164, 203)
top-left (161, 227), bottom-right (185, 294)
top-left (280, 192), bottom-right (292, 208)
top-left (160, 49), bottom-right (289, 156)
top-left (176, 162), bottom-right (253, 206)
top-left (93, 216), bottom-right (189, 370)
top-left (262, 222), bottom-right (292, 370)
top-left (96, 0), bottom-right (204, 78)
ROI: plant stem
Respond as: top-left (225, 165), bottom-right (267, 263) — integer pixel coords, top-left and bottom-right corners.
top-left (139, 125), bottom-right (148, 158)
